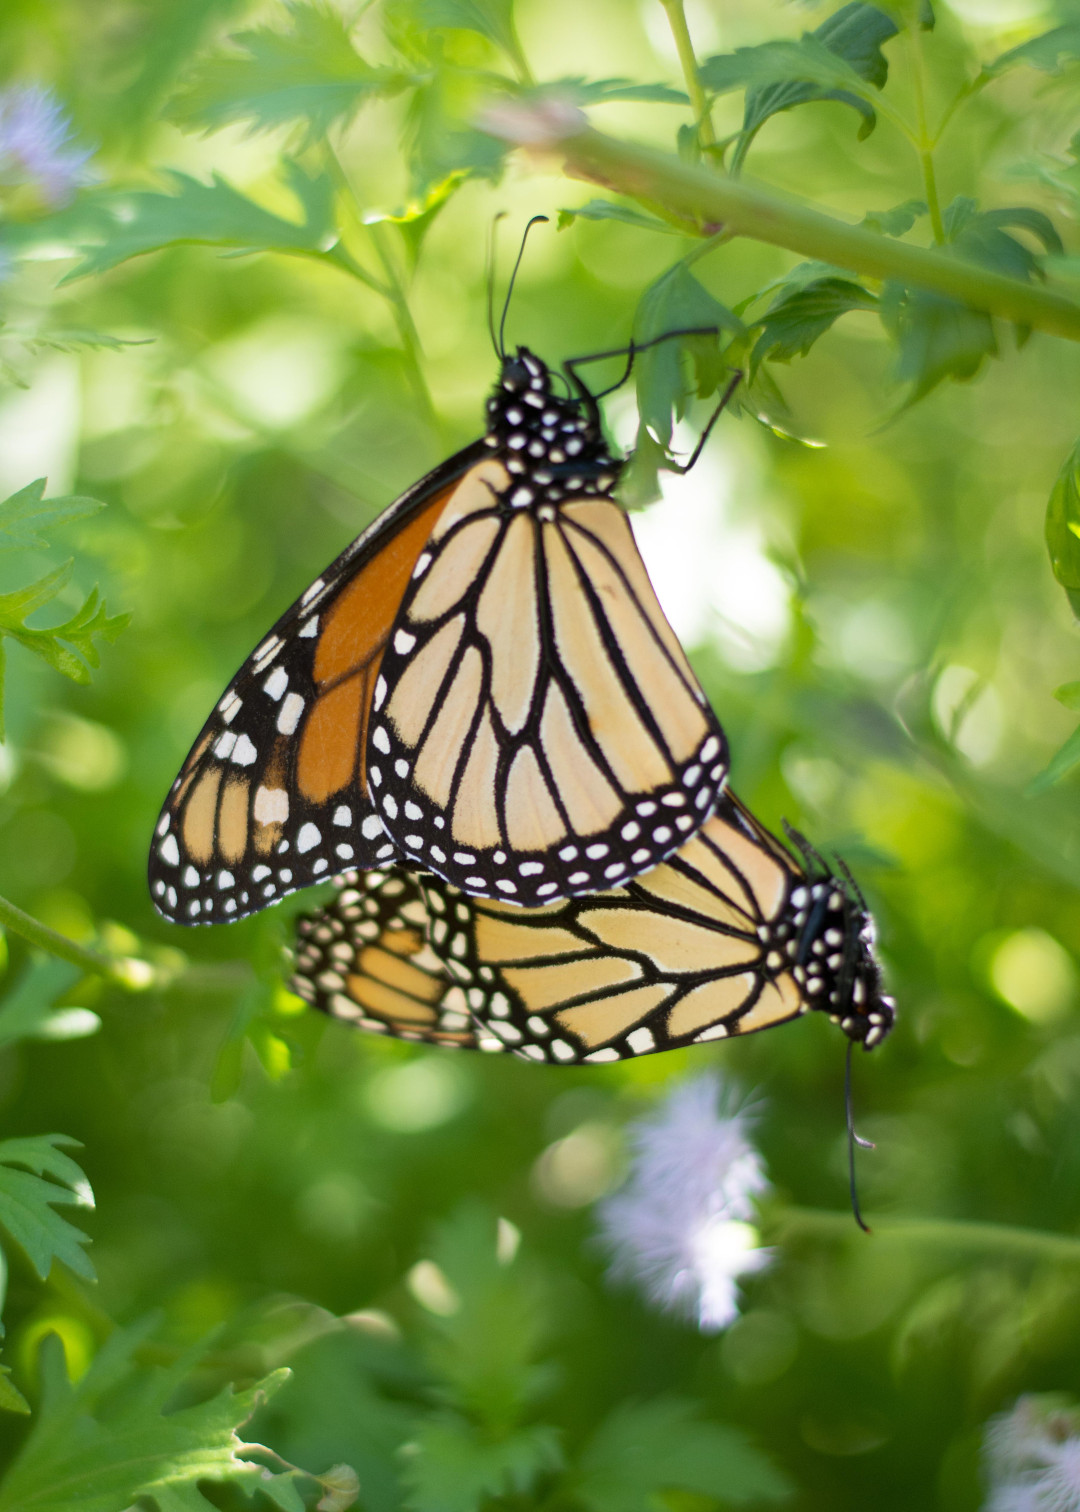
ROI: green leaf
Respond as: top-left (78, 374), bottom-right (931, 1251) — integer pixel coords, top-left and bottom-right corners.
top-left (1027, 722), bottom-right (1080, 795)
top-left (411, 0), bottom-right (521, 63)
top-left (0, 1323), bottom-right (307, 1512)
top-left (860, 199), bottom-right (927, 236)
top-left (417, 1206), bottom-right (552, 1431)
top-left (0, 1364), bottom-right (30, 1416)
top-left (557, 199), bottom-right (680, 235)
top-left (546, 77), bottom-right (688, 106)
top-left (402, 1416), bottom-right (562, 1512)
top-left (168, 2), bottom-right (413, 145)
top-left (986, 22), bottom-right (1080, 78)
top-left (403, 72), bottom-right (509, 198)
top-left (1054, 682), bottom-right (1080, 711)
top-left (700, 4), bottom-right (899, 171)
top-left (0, 480), bottom-right (105, 552)
top-left (945, 199), bottom-right (1063, 281)
top-left (879, 282), bottom-right (995, 402)
top-left (64, 160), bottom-right (337, 281)
top-left (0, 958), bottom-right (100, 1050)
top-left (1046, 438), bottom-right (1080, 604)
top-left (575, 1399), bottom-right (793, 1512)
top-left (0, 1133), bottom-right (94, 1282)
top-left (752, 275), bottom-right (877, 371)
top-left (633, 263), bottom-right (743, 450)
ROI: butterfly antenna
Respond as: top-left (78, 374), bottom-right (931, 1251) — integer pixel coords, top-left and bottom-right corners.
top-left (835, 851), bottom-right (869, 912)
top-left (499, 215), bottom-right (549, 359)
top-left (845, 1039), bottom-right (875, 1234)
top-left (782, 820), bottom-right (828, 878)
top-left (486, 212), bottom-right (507, 360)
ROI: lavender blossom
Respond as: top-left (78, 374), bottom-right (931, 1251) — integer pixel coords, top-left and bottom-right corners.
top-left (984, 1396), bottom-right (1080, 1512)
top-left (0, 85), bottom-right (92, 210)
top-left (596, 1072), bottom-right (771, 1332)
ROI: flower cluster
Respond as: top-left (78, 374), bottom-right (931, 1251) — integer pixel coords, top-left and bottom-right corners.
top-left (984, 1395), bottom-right (1080, 1511)
top-left (0, 85), bottom-right (92, 212)
top-left (596, 1071), bottom-right (771, 1332)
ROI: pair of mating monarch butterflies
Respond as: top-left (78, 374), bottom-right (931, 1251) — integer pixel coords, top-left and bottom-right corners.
top-left (150, 315), bottom-right (894, 1062)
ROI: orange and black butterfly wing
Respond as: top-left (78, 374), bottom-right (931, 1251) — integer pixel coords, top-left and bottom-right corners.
top-left (290, 869), bottom-right (511, 1051)
top-left (148, 443), bottom-right (486, 924)
top-left (367, 354), bottom-right (728, 907)
top-left (419, 790), bottom-right (893, 1061)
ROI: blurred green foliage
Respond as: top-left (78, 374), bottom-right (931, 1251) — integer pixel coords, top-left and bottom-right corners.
top-left (0, 0), bottom-right (1076, 1507)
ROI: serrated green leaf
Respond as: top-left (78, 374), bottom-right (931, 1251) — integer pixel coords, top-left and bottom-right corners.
top-left (402, 1416), bottom-right (562, 1512)
top-left (0, 559), bottom-right (73, 625)
top-left (946, 199), bottom-right (1063, 281)
top-left (879, 281), bottom-right (995, 402)
top-left (576, 1399), bottom-right (792, 1512)
top-left (0, 1324), bottom-right (305, 1512)
top-left (0, 1363), bottom-right (30, 1416)
top-left (1027, 722), bottom-right (1080, 795)
top-left (557, 199), bottom-right (679, 234)
top-left (986, 22), bottom-right (1080, 78)
top-left (1, 571), bottom-right (130, 697)
top-left (860, 199), bottom-right (927, 236)
top-left (701, 4), bottom-right (899, 171)
top-left (1046, 439), bottom-right (1080, 601)
top-left (0, 479), bottom-right (105, 552)
top-left (0, 958), bottom-right (92, 1050)
top-left (412, 0), bottom-right (520, 61)
top-left (64, 161), bottom-right (337, 281)
top-left (547, 77), bottom-right (688, 106)
top-left (0, 1133), bottom-right (94, 1282)
top-left (403, 72), bottom-right (508, 198)
top-left (168, 2), bottom-right (413, 145)
top-left (752, 276), bottom-right (877, 371)
top-left (633, 264), bottom-right (743, 450)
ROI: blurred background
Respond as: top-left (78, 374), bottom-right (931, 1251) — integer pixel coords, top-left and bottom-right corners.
top-left (0, 0), bottom-right (1079, 1507)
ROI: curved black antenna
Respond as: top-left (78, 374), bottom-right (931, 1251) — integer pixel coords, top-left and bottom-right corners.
top-left (499, 215), bottom-right (549, 359)
top-left (845, 1039), bottom-right (875, 1234)
top-left (486, 213), bottom-right (507, 360)
top-left (834, 852), bottom-right (869, 913)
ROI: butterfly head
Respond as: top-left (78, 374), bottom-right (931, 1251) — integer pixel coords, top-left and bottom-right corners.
top-left (781, 837), bottom-right (895, 1050)
top-left (485, 347), bottom-right (619, 494)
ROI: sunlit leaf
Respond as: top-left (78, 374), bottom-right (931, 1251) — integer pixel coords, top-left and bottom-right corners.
top-left (0, 1324), bottom-right (306, 1512)
top-left (576, 1399), bottom-right (793, 1512)
top-left (168, 1), bottom-right (414, 144)
top-left (546, 77), bottom-right (687, 105)
top-left (752, 275), bottom-right (877, 371)
top-left (402, 1417), bottom-right (562, 1512)
top-left (1027, 723), bottom-right (1080, 795)
top-left (0, 1365), bottom-right (30, 1417)
top-left (0, 958), bottom-right (99, 1050)
top-left (64, 161), bottom-right (337, 280)
top-left (1046, 438), bottom-right (1080, 612)
top-left (410, 0), bottom-right (521, 64)
top-left (0, 479), bottom-right (104, 553)
top-left (860, 199), bottom-right (927, 236)
top-left (557, 200), bottom-right (679, 234)
top-left (700, 3), bottom-right (899, 170)
top-left (403, 72), bottom-right (508, 198)
top-left (986, 22), bottom-right (1080, 77)
top-left (0, 1133), bottom-right (94, 1282)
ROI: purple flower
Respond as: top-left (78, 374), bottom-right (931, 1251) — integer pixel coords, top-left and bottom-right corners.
top-left (0, 85), bottom-right (93, 210)
top-left (596, 1072), bottom-right (771, 1333)
top-left (984, 1396), bottom-right (1080, 1512)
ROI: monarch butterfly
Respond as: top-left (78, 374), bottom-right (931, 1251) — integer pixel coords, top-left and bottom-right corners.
top-left (148, 332), bottom-right (736, 925)
top-left (289, 790), bottom-right (894, 1061)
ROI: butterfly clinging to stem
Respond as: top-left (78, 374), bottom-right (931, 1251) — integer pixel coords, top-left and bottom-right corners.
top-left (149, 219), bottom-right (741, 923)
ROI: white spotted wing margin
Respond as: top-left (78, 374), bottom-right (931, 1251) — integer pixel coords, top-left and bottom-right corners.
top-left (290, 869), bottom-right (512, 1052)
top-left (148, 442), bottom-right (488, 926)
top-left (368, 470), bottom-right (729, 908)
top-left (416, 791), bottom-right (895, 1062)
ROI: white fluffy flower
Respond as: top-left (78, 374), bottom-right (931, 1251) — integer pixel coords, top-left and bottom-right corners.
top-left (984, 1395), bottom-right (1080, 1512)
top-left (0, 85), bottom-right (92, 209)
top-left (596, 1072), bottom-right (771, 1332)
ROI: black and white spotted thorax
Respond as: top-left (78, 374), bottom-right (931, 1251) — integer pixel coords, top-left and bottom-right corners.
top-left (483, 347), bottom-right (623, 509)
top-left (765, 876), bottom-right (894, 1049)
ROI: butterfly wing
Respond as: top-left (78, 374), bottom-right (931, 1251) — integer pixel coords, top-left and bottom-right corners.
top-left (290, 869), bottom-right (511, 1051)
top-left (369, 469), bottom-right (728, 907)
top-left (148, 444), bottom-right (486, 925)
top-left (419, 790), bottom-right (894, 1061)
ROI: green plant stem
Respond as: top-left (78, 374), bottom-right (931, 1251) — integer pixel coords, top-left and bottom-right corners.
top-left (365, 219), bottom-right (441, 438)
top-left (660, 0), bottom-right (716, 150)
top-left (0, 892), bottom-right (145, 988)
top-left (908, 24), bottom-right (945, 243)
top-left (776, 1207), bottom-right (1080, 1263)
top-left (536, 126), bottom-right (1080, 341)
